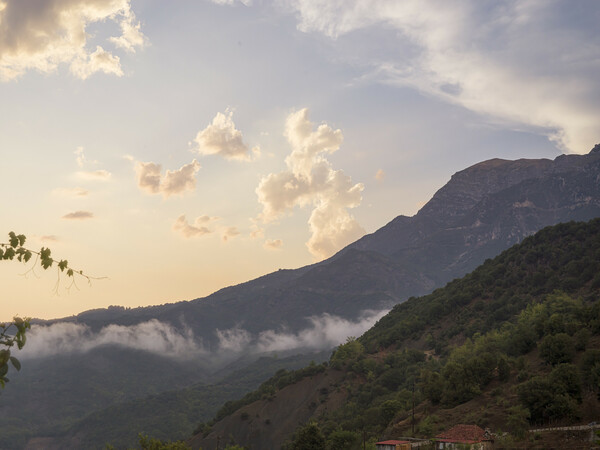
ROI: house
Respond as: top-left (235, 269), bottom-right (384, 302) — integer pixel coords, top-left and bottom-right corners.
top-left (434, 424), bottom-right (493, 449)
top-left (375, 440), bottom-right (411, 450)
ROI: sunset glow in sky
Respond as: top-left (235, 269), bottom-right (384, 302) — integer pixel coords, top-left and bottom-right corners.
top-left (1, 0), bottom-right (599, 319)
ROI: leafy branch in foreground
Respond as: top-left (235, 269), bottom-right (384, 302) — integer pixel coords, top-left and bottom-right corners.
top-left (1, 231), bottom-right (104, 388)
top-left (0, 317), bottom-right (29, 388)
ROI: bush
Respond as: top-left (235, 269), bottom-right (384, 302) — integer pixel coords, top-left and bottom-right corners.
top-left (539, 333), bottom-right (575, 365)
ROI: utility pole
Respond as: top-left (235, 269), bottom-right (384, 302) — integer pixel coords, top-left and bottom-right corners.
top-left (363, 429), bottom-right (366, 450)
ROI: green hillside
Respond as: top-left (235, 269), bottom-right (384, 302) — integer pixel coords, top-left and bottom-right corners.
top-left (192, 219), bottom-right (600, 449)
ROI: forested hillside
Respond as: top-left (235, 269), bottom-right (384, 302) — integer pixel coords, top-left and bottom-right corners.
top-left (192, 219), bottom-right (600, 449)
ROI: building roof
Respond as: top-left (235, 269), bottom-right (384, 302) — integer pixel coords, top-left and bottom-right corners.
top-left (435, 424), bottom-right (486, 443)
top-left (376, 440), bottom-right (410, 445)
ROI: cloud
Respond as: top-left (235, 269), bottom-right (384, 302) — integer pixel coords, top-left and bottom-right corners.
top-left (263, 238), bottom-right (283, 250)
top-left (253, 309), bottom-right (388, 353)
top-left (40, 235), bottom-right (59, 242)
top-left (52, 187), bottom-right (89, 197)
top-left (210, 0), bottom-right (252, 6)
top-left (283, 0), bottom-right (600, 154)
top-left (135, 160), bottom-right (201, 198)
top-left (75, 147), bottom-right (85, 168)
top-left (193, 110), bottom-right (259, 161)
top-left (0, 0), bottom-right (145, 81)
top-left (249, 218), bottom-right (265, 239)
top-left (62, 210), bottom-right (94, 220)
top-left (375, 169), bottom-right (385, 181)
top-left (77, 170), bottom-right (111, 181)
top-left (256, 108), bottom-right (365, 259)
top-left (216, 327), bottom-right (251, 352)
top-left (221, 226), bottom-right (240, 242)
top-left (70, 45), bottom-right (123, 80)
top-left (172, 214), bottom-right (218, 238)
top-left (17, 311), bottom-right (387, 364)
top-left (16, 320), bottom-right (203, 360)
top-left (109, 8), bottom-right (146, 52)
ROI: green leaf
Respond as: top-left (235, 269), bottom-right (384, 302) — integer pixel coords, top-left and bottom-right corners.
top-left (0, 349), bottom-right (10, 366)
top-left (40, 247), bottom-right (53, 269)
top-left (9, 357), bottom-right (21, 371)
top-left (3, 247), bottom-right (15, 260)
top-left (8, 231), bottom-right (18, 248)
top-left (58, 260), bottom-right (68, 271)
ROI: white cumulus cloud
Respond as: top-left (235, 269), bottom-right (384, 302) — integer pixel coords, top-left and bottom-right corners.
top-left (77, 169), bottom-right (112, 181)
top-left (0, 0), bottom-right (146, 81)
top-left (256, 108), bottom-right (365, 259)
top-left (172, 214), bottom-right (218, 238)
top-left (193, 110), bottom-right (259, 161)
top-left (135, 160), bottom-right (201, 198)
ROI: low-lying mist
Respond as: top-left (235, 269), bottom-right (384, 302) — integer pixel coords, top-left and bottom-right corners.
top-left (16, 309), bottom-right (388, 365)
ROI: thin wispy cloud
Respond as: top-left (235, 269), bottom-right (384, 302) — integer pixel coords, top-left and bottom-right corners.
top-left (221, 226), bottom-right (241, 242)
top-left (194, 110), bottom-right (260, 161)
top-left (283, 0), bottom-right (600, 154)
top-left (0, 0), bottom-right (145, 81)
top-left (40, 235), bottom-right (59, 243)
top-left (74, 147), bottom-right (85, 168)
top-left (62, 211), bottom-right (94, 220)
top-left (77, 170), bottom-right (112, 181)
top-left (263, 239), bottom-right (283, 250)
top-left (209, 0), bottom-right (253, 7)
top-left (256, 108), bottom-right (365, 259)
top-left (52, 187), bottom-right (89, 198)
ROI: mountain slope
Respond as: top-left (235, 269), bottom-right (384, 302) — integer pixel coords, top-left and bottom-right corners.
top-left (191, 219), bottom-right (600, 449)
top-left (3, 146), bottom-right (600, 449)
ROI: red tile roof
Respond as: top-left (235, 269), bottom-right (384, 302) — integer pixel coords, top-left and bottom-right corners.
top-left (436, 424), bottom-right (486, 443)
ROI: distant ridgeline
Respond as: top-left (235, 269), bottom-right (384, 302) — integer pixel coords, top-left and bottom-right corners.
top-left (191, 219), bottom-right (600, 450)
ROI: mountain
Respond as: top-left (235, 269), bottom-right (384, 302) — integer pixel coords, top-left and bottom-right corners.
top-left (47, 144), bottom-right (600, 344)
top-left (191, 219), bottom-right (600, 449)
top-left (3, 145), bottom-right (600, 448)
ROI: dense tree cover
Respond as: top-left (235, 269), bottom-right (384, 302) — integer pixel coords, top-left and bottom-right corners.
top-left (106, 434), bottom-right (192, 450)
top-left (199, 219), bottom-right (600, 447)
top-left (287, 421), bottom-right (326, 450)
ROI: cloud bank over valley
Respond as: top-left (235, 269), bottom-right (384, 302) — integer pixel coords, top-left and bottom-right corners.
top-left (16, 310), bottom-right (388, 363)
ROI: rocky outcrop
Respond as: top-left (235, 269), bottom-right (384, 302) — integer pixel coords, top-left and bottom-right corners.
top-left (349, 145), bottom-right (600, 283)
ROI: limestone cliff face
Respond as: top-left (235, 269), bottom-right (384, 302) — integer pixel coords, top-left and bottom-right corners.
top-left (349, 145), bottom-right (600, 284)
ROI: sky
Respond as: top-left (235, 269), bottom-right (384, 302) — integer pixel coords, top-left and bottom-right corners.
top-left (1, 0), bottom-right (599, 320)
